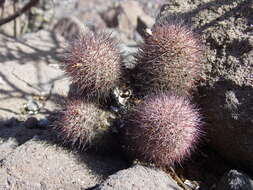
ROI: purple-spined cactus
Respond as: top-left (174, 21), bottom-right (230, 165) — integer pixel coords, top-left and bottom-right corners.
top-left (123, 92), bottom-right (203, 167)
top-left (62, 32), bottom-right (123, 101)
top-left (53, 99), bottom-right (116, 151)
top-left (132, 18), bottom-right (203, 96)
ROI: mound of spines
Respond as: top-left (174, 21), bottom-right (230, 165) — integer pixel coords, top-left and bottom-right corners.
top-left (53, 99), bottom-right (115, 151)
top-left (62, 31), bottom-right (123, 101)
top-left (132, 17), bottom-right (203, 96)
top-left (123, 93), bottom-right (203, 167)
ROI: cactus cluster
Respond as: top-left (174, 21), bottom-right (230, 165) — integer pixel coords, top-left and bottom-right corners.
top-left (53, 14), bottom-right (204, 166)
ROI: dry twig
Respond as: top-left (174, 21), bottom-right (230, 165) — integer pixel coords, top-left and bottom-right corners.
top-left (0, 0), bottom-right (39, 26)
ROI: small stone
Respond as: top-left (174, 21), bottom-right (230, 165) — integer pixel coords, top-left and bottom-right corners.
top-left (184, 180), bottom-right (200, 190)
top-left (216, 170), bottom-right (253, 190)
top-left (24, 99), bottom-right (40, 113)
top-left (113, 87), bottom-right (132, 106)
top-left (110, 106), bottom-right (120, 113)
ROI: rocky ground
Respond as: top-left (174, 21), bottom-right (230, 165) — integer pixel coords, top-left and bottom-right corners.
top-left (0, 0), bottom-right (252, 190)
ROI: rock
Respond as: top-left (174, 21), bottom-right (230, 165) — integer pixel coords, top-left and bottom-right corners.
top-left (53, 16), bottom-right (90, 41)
top-left (100, 7), bottom-right (119, 28)
top-left (216, 170), bottom-right (253, 190)
top-left (119, 1), bottom-right (154, 29)
top-left (96, 164), bottom-right (183, 190)
top-left (158, 0), bottom-right (253, 172)
top-left (101, 1), bottom-right (155, 40)
top-left (24, 99), bottom-right (41, 114)
top-left (0, 137), bottom-right (127, 190)
top-left (184, 180), bottom-right (200, 190)
top-left (0, 30), bottom-right (70, 119)
top-left (77, 10), bottom-right (107, 31)
top-left (113, 87), bottom-right (132, 106)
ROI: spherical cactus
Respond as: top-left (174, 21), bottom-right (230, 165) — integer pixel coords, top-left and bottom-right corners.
top-left (132, 18), bottom-right (203, 96)
top-left (62, 31), bottom-right (123, 101)
top-left (122, 92), bottom-right (203, 167)
top-left (53, 98), bottom-right (116, 151)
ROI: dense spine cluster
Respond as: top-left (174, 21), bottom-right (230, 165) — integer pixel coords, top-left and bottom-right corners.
top-left (132, 19), bottom-right (203, 96)
top-left (53, 99), bottom-right (114, 150)
top-left (62, 32), bottom-right (123, 101)
top-left (123, 93), bottom-right (202, 166)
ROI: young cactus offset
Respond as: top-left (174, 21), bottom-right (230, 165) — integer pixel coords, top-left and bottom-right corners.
top-left (123, 92), bottom-right (203, 167)
top-left (53, 99), bottom-right (116, 151)
top-left (132, 17), bottom-right (203, 96)
top-left (62, 31), bottom-right (123, 101)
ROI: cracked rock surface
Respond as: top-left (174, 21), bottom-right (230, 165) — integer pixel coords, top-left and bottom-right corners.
top-left (159, 0), bottom-right (253, 172)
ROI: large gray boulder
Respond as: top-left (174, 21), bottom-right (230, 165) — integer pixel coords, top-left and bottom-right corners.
top-left (158, 0), bottom-right (253, 172)
top-left (0, 137), bottom-right (126, 190)
top-left (96, 165), bottom-right (183, 190)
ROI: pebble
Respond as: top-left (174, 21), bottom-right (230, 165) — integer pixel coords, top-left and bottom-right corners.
top-left (24, 99), bottom-right (40, 113)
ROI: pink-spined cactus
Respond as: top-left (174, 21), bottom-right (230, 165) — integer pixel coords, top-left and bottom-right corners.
top-left (123, 92), bottom-right (203, 167)
top-left (62, 31), bottom-right (123, 101)
top-left (132, 18), bottom-right (203, 96)
top-left (53, 98), bottom-right (116, 151)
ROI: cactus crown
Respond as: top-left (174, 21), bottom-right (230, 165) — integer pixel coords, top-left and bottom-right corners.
top-left (53, 99), bottom-right (114, 150)
top-left (62, 31), bottom-right (123, 101)
top-left (123, 93), bottom-right (203, 167)
top-left (132, 17), bottom-right (203, 96)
